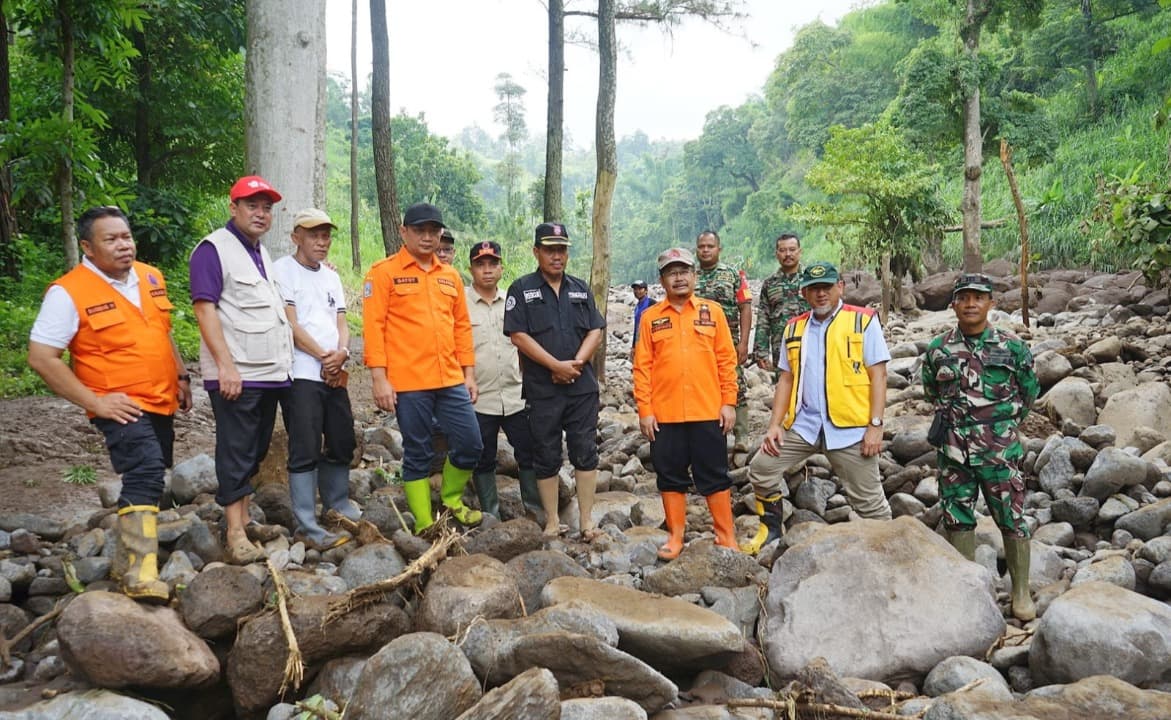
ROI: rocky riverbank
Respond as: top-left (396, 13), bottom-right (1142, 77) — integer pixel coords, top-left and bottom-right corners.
top-left (0, 266), bottom-right (1168, 719)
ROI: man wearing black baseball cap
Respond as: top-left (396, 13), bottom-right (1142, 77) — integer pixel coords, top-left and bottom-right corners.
top-left (465, 240), bottom-right (542, 521)
top-left (631, 279), bottom-right (652, 350)
top-left (503, 222), bottom-right (606, 539)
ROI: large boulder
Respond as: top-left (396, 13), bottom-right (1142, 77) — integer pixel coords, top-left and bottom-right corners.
top-left (1097, 382), bottom-right (1171, 450)
top-left (543, 576), bottom-right (744, 672)
top-left (1080, 448), bottom-right (1150, 501)
top-left (0, 689), bottom-right (170, 719)
top-left (761, 517), bottom-right (1005, 683)
top-left (1114, 497), bottom-right (1171, 541)
top-left (1029, 581), bottom-right (1171, 687)
top-left (346, 632), bottom-right (481, 720)
top-left (505, 549), bottom-right (590, 614)
top-left (454, 667), bottom-right (560, 720)
top-left (227, 594), bottom-right (409, 715)
top-left (56, 591), bottom-right (219, 689)
top-left (1039, 378), bottom-right (1097, 429)
top-left (415, 554), bottom-right (522, 636)
top-left (924, 674), bottom-right (1171, 720)
top-left (179, 564), bottom-right (265, 639)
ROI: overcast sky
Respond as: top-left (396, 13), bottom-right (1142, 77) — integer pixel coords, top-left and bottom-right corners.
top-left (325, 0), bottom-right (863, 146)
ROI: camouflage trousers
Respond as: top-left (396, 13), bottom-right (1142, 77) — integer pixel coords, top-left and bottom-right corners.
top-left (735, 364), bottom-right (746, 407)
top-left (938, 448), bottom-right (1029, 539)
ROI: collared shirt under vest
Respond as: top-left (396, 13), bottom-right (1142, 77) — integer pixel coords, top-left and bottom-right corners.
top-left (52, 261), bottom-right (179, 417)
top-left (779, 301), bottom-right (890, 450)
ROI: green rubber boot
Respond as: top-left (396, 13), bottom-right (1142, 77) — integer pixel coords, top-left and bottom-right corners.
top-left (403, 478), bottom-right (434, 534)
top-left (947, 529), bottom-right (977, 562)
top-left (441, 459), bottom-right (482, 527)
top-left (1004, 535), bottom-right (1037, 621)
top-left (473, 471), bottom-right (500, 519)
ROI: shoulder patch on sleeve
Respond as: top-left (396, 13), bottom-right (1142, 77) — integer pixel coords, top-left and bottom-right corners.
top-left (505, 295), bottom-right (517, 311)
top-left (363, 281), bottom-right (373, 298)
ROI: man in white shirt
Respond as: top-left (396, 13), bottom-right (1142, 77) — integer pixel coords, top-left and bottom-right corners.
top-left (273, 208), bottom-right (361, 551)
top-left (466, 241), bottom-right (542, 520)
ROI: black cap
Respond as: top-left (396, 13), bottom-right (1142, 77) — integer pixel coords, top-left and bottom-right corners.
top-left (439, 228), bottom-right (455, 244)
top-left (403, 203), bottom-right (446, 228)
top-left (631, 280), bottom-right (647, 289)
top-left (469, 240), bottom-right (502, 262)
top-left (534, 222), bottom-right (571, 247)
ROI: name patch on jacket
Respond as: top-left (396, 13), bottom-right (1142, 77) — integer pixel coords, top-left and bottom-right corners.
top-left (651, 317), bottom-right (672, 333)
top-left (694, 304), bottom-right (716, 327)
top-left (149, 288), bottom-right (167, 298)
top-left (393, 277), bottom-right (419, 285)
top-left (437, 277), bottom-right (456, 289)
top-left (568, 290), bottom-right (589, 300)
top-left (85, 302), bottom-right (117, 316)
top-left (523, 289), bottom-right (543, 303)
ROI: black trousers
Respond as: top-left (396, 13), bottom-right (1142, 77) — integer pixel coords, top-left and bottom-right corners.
top-left (209, 387), bottom-right (285, 506)
top-left (650, 420), bottom-right (731, 496)
top-left (281, 379), bottom-right (356, 473)
top-left (527, 392), bottom-right (599, 477)
top-left (474, 409), bottom-right (535, 474)
top-left (92, 411), bottom-right (174, 508)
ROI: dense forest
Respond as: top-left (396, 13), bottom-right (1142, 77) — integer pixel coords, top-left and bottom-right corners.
top-left (2, 0), bottom-right (1170, 396)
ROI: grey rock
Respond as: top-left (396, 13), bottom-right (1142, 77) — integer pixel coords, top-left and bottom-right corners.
top-left (347, 632), bottom-right (481, 720)
top-left (1138, 536), bottom-right (1171, 565)
top-left (923, 656), bottom-right (1010, 697)
top-left (1041, 377), bottom-right (1097, 428)
top-left (642, 541), bottom-right (767, 595)
top-left (415, 554), bottom-right (521, 636)
top-left (505, 549), bottom-right (590, 615)
top-left (464, 518), bottom-right (545, 563)
top-left (1033, 350), bottom-right (1073, 387)
top-left (0, 689), bottom-right (170, 719)
top-left (1147, 560), bottom-right (1171, 597)
top-left (1032, 522), bottom-right (1075, 547)
top-left (57, 591), bottom-right (219, 689)
top-left (560, 697), bottom-right (648, 720)
top-left (762, 517), bottom-right (1004, 683)
top-left (793, 476), bottom-right (837, 515)
top-left (1051, 497), bottom-right (1099, 529)
top-left (1115, 497), bottom-right (1171, 540)
top-left (1098, 382), bottom-right (1171, 451)
top-left (544, 576), bottom-right (744, 671)
top-left (304, 655), bottom-right (367, 708)
top-left (1081, 448), bottom-right (1150, 500)
top-left (173, 521), bottom-right (225, 565)
top-left (454, 667), bottom-right (560, 720)
top-left (1079, 425), bottom-right (1117, 449)
top-left (180, 564), bottom-right (264, 639)
top-left (1037, 445), bottom-right (1075, 496)
top-left (158, 550), bottom-right (197, 587)
top-left (338, 542), bottom-right (406, 589)
top-left (0, 514), bottom-right (65, 541)
top-left (890, 493), bottom-right (926, 518)
top-left (1070, 555), bottom-right (1135, 590)
top-left (170, 454), bottom-right (218, 505)
top-left (1030, 581), bottom-right (1171, 687)
top-left (927, 674), bottom-right (1171, 719)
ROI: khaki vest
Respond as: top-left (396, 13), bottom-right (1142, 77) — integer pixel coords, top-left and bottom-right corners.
top-left (194, 228), bottom-right (292, 382)
top-left (783, 305), bottom-right (874, 429)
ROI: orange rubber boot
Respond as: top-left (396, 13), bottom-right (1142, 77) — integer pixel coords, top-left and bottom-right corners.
top-left (657, 491), bottom-right (687, 560)
top-left (706, 488), bottom-right (738, 550)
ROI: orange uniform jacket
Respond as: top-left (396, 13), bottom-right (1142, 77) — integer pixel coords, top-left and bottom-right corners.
top-left (54, 262), bottom-right (179, 416)
top-left (633, 295), bottom-right (737, 423)
top-left (362, 247), bottom-right (474, 392)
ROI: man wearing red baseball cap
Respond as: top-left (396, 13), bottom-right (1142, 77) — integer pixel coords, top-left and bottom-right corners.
top-left (189, 175), bottom-right (293, 564)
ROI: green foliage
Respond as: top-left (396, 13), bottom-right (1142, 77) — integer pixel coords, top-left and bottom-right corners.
top-left (1091, 170), bottom-right (1171, 285)
top-left (64, 464), bottom-right (98, 486)
top-left (0, 299), bottom-right (48, 398)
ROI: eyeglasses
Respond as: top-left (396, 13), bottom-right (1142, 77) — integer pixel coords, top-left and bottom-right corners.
top-left (662, 268), bottom-right (693, 279)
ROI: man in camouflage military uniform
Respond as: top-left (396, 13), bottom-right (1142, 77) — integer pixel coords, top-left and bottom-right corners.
top-left (695, 230), bottom-right (752, 449)
top-left (753, 233), bottom-right (808, 374)
top-left (922, 273), bottom-right (1040, 622)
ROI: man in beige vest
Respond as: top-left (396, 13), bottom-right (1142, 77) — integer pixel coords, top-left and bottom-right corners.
top-left (190, 175), bottom-right (293, 564)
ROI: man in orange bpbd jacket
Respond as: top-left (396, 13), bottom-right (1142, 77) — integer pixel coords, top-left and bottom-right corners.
top-left (363, 203), bottom-right (483, 533)
top-left (633, 247), bottom-right (740, 560)
top-left (28, 206), bottom-right (192, 603)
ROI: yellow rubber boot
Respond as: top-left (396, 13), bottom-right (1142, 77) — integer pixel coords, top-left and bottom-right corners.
top-left (117, 505), bottom-right (170, 603)
top-left (440, 459), bottom-right (482, 527)
top-left (657, 491), bottom-right (687, 560)
top-left (403, 478), bottom-right (435, 533)
top-left (740, 493), bottom-right (784, 555)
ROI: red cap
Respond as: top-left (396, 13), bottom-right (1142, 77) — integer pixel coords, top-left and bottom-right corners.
top-left (229, 175), bottom-right (282, 203)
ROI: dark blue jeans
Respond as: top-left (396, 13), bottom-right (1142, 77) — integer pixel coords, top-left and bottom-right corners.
top-left (395, 384), bottom-right (483, 480)
top-left (92, 411), bottom-right (174, 508)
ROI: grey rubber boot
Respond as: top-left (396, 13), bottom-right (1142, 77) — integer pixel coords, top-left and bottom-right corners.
top-left (319, 461), bottom-right (361, 521)
top-left (473, 471), bottom-right (500, 519)
top-left (517, 468), bottom-right (545, 523)
top-left (289, 470), bottom-right (348, 551)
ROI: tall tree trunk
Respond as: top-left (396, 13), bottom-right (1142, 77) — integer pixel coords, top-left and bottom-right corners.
top-left (349, 0), bottom-right (361, 271)
top-left (0, 0), bottom-right (19, 280)
top-left (1081, 0), bottom-right (1099, 118)
top-left (369, 0), bottom-right (401, 256)
top-left (959, 0), bottom-right (988, 273)
top-left (544, 0), bottom-right (564, 221)
top-left (244, 0), bottom-right (327, 258)
top-left (999, 139), bottom-right (1031, 327)
top-left (57, 0), bottom-right (77, 269)
top-left (589, 0), bottom-right (616, 383)
top-left (132, 30), bottom-right (153, 187)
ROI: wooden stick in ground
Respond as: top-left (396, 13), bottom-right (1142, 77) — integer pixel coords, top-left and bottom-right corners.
top-left (324, 509), bottom-right (390, 546)
top-left (1000, 137), bottom-right (1031, 327)
top-left (325, 524), bottom-right (460, 623)
top-left (266, 558), bottom-right (303, 697)
top-left (727, 697), bottom-right (923, 720)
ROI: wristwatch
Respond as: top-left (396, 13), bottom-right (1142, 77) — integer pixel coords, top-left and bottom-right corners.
top-left (869, 417), bottom-right (883, 427)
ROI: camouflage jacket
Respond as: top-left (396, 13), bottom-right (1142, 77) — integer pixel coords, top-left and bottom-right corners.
top-left (752, 267), bottom-right (807, 365)
top-left (695, 262), bottom-right (749, 347)
top-left (922, 325), bottom-right (1040, 462)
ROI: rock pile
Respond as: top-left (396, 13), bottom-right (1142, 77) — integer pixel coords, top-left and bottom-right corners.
top-left (0, 266), bottom-right (1168, 719)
